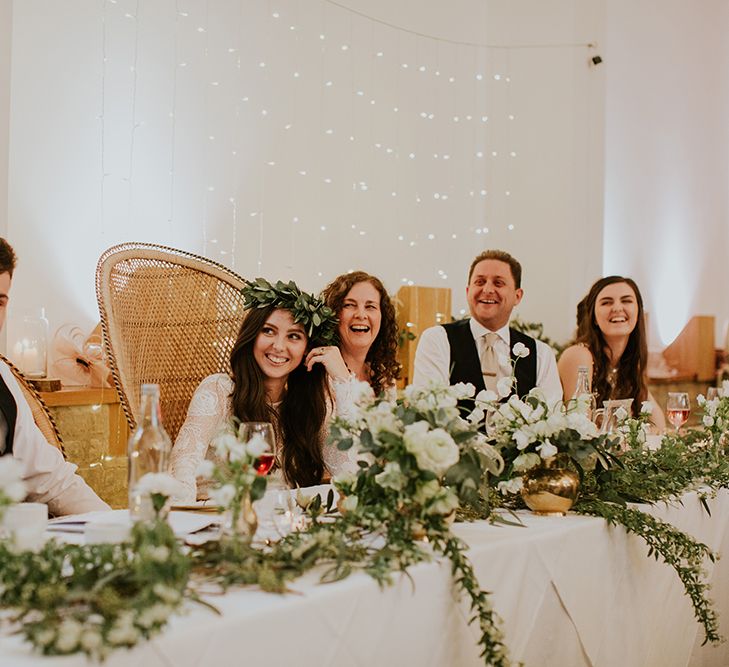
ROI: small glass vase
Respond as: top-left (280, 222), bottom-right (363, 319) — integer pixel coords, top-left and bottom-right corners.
top-left (223, 493), bottom-right (258, 540)
top-left (13, 307), bottom-right (49, 379)
top-left (520, 455), bottom-right (580, 516)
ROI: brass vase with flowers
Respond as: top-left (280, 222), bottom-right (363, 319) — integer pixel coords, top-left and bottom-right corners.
top-left (520, 454), bottom-right (580, 515)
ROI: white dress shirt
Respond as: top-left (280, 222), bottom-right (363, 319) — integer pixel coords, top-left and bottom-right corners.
top-left (412, 318), bottom-right (563, 406)
top-left (0, 360), bottom-right (109, 515)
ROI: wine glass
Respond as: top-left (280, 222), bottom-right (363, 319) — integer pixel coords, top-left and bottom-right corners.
top-left (666, 392), bottom-right (690, 434)
top-left (239, 422), bottom-right (276, 474)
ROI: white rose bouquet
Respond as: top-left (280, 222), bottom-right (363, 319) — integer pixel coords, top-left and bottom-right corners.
top-left (329, 381), bottom-right (504, 529)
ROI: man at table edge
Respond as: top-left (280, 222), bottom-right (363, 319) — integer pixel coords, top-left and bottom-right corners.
top-left (412, 248), bottom-right (563, 405)
top-left (0, 237), bottom-right (108, 515)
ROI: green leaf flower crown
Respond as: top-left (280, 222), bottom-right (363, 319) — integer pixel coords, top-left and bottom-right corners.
top-left (242, 278), bottom-right (338, 345)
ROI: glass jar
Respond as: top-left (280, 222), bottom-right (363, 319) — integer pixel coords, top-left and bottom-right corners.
top-left (13, 308), bottom-right (49, 379)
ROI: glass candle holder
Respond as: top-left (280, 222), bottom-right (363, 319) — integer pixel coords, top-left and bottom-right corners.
top-left (13, 307), bottom-right (49, 379)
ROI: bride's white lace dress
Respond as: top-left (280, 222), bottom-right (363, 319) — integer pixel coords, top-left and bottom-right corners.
top-left (170, 374), bottom-right (361, 503)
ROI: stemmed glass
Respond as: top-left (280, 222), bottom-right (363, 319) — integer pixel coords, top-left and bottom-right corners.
top-left (666, 392), bottom-right (690, 434)
top-left (239, 422), bottom-right (276, 475)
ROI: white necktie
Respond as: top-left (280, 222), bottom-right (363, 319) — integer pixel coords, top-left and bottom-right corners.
top-left (480, 332), bottom-right (500, 392)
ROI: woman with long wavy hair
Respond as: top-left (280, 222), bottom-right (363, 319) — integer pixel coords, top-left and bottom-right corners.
top-left (171, 279), bottom-right (356, 502)
top-left (558, 275), bottom-right (665, 428)
top-left (306, 271), bottom-right (400, 397)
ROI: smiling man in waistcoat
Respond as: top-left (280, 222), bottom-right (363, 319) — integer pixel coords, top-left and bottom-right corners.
top-left (0, 238), bottom-right (108, 515)
top-left (412, 249), bottom-right (562, 405)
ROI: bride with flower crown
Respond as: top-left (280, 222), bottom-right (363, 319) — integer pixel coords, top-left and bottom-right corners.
top-left (170, 279), bottom-right (360, 503)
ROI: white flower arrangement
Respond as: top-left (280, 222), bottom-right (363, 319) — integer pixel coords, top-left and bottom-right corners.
top-left (329, 381), bottom-right (504, 523)
top-left (0, 457), bottom-right (26, 514)
top-left (196, 420), bottom-right (270, 527)
top-left (472, 356), bottom-right (610, 495)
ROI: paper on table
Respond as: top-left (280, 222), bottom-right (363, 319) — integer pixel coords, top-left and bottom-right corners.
top-left (48, 509), bottom-right (220, 537)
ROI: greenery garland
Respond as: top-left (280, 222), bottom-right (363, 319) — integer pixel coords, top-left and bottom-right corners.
top-left (2, 385), bottom-right (729, 663)
top-left (0, 519), bottom-right (189, 660)
top-left (574, 498), bottom-right (720, 644)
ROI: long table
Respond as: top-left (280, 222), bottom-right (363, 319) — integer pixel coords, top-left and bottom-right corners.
top-left (2, 490), bottom-right (729, 667)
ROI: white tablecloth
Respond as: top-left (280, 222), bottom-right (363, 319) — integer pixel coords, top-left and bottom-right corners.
top-left (2, 490), bottom-right (729, 667)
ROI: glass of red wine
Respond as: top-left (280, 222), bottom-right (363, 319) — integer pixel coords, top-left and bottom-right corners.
top-left (666, 392), bottom-right (690, 434)
top-left (239, 422), bottom-right (276, 475)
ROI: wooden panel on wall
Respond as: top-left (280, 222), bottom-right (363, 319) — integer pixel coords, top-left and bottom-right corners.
top-left (396, 286), bottom-right (452, 386)
top-left (661, 316), bottom-right (715, 382)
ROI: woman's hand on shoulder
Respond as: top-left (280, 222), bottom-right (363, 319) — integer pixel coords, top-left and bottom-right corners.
top-left (557, 344), bottom-right (594, 400)
top-left (305, 345), bottom-right (351, 381)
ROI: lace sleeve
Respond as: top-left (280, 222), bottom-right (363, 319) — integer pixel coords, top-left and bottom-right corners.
top-left (320, 377), bottom-right (364, 479)
top-left (170, 374), bottom-right (233, 503)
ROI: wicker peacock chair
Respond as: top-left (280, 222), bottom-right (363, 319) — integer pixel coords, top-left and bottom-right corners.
top-left (0, 353), bottom-right (66, 457)
top-left (95, 243), bottom-right (248, 442)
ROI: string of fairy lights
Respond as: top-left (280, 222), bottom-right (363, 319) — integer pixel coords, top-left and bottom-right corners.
top-left (96, 0), bottom-right (594, 311)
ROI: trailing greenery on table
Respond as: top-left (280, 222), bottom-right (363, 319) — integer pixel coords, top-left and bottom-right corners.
top-left (2, 382), bottom-right (729, 663)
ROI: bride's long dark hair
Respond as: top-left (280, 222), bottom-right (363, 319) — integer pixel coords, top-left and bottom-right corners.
top-left (575, 276), bottom-right (648, 417)
top-left (228, 306), bottom-right (328, 486)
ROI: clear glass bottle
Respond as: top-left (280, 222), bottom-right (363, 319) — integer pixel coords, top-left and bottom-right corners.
top-left (127, 384), bottom-right (172, 521)
top-left (571, 365), bottom-right (596, 419)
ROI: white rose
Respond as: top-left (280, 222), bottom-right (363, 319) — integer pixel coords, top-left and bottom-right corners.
top-left (414, 479), bottom-right (441, 504)
top-left (209, 483), bottom-right (236, 508)
top-left (134, 473), bottom-right (186, 500)
top-left (512, 342), bottom-right (530, 358)
top-left (340, 494), bottom-right (359, 512)
top-left (365, 402), bottom-right (403, 435)
top-left (375, 462), bottom-right (405, 491)
top-left (703, 415), bottom-right (715, 427)
top-left (228, 441), bottom-right (248, 462)
top-left (427, 488), bottom-right (459, 516)
top-left (80, 629), bottom-right (103, 652)
top-left (55, 619), bottom-right (83, 652)
top-left (245, 433), bottom-right (268, 458)
top-left (213, 432), bottom-right (239, 457)
top-left (404, 423), bottom-right (459, 476)
top-left (497, 376), bottom-right (514, 398)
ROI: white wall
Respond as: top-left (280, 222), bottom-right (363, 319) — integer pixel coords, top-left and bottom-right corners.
top-left (0, 0), bottom-right (11, 352)
top-left (604, 0), bottom-right (729, 348)
top-left (5, 0), bottom-right (605, 359)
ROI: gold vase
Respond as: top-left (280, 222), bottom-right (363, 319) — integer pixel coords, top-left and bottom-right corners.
top-left (223, 494), bottom-right (258, 540)
top-left (520, 456), bottom-right (580, 516)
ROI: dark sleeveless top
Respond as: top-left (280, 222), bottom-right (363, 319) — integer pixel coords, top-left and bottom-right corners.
top-left (442, 320), bottom-right (538, 401)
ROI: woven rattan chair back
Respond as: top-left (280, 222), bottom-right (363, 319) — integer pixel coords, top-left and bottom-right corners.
top-left (95, 243), bottom-right (247, 442)
top-left (0, 354), bottom-right (66, 457)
